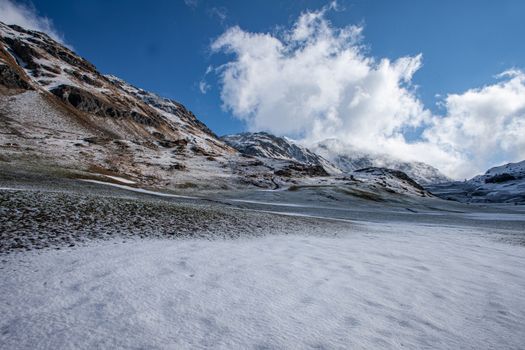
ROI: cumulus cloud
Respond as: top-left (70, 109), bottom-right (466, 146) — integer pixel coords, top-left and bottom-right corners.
top-left (211, 4), bottom-right (525, 179)
top-left (0, 0), bottom-right (64, 43)
top-left (425, 70), bottom-right (525, 178)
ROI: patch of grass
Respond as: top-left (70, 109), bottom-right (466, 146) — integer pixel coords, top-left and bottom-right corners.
top-left (337, 187), bottom-right (384, 202)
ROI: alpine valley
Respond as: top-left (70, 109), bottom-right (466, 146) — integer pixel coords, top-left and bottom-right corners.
top-left (1, 21), bottom-right (524, 204)
top-left (2, 16), bottom-right (525, 350)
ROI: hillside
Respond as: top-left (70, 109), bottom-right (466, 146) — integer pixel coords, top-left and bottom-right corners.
top-left (0, 21), bottom-right (435, 198)
top-left (428, 160), bottom-right (525, 203)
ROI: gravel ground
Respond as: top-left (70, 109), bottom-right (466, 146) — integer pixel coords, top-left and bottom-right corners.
top-left (1, 165), bottom-right (524, 254)
top-left (0, 187), bottom-right (348, 254)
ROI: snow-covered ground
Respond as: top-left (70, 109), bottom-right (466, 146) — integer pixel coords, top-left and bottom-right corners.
top-left (2, 222), bottom-right (524, 350)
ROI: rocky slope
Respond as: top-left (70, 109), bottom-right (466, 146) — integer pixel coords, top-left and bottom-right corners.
top-left (428, 160), bottom-right (525, 203)
top-left (222, 132), bottom-right (434, 197)
top-left (222, 132), bottom-right (337, 171)
top-left (222, 132), bottom-right (341, 176)
top-left (0, 22), bottom-right (244, 189)
top-left (223, 133), bottom-right (449, 186)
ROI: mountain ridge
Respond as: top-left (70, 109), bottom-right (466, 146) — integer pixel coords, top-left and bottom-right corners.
top-left (0, 21), bottom-right (456, 199)
top-left (428, 160), bottom-right (525, 203)
top-left (223, 131), bottom-right (450, 186)
top-left (0, 21), bottom-right (243, 190)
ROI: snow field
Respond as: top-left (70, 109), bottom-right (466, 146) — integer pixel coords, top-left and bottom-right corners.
top-left (1, 223), bottom-right (525, 349)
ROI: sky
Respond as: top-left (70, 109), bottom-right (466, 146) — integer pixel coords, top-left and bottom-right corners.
top-left (1, 0), bottom-right (525, 179)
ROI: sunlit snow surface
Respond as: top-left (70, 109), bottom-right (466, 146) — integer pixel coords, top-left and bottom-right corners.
top-left (2, 223), bottom-right (525, 349)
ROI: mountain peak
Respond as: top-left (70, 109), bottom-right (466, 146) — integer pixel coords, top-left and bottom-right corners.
top-left (221, 132), bottom-right (340, 174)
top-left (310, 140), bottom-right (451, 185)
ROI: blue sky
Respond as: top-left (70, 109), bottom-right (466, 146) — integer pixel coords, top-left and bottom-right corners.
top-left (2, 0), bottom-right (525, 178)
top-left (23, 0), bottom-right (525, 135)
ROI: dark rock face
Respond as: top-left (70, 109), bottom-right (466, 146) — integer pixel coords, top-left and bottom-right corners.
top-left (3, 37), bottom-right (41, 70)
top-left (65, 69), bottom-right (103, 88)
top-left (158, 139), bottom-right (188, 149)
top-left (275, 163), bottom-right (329, 177)
top-left (484, 173), bottom-right (516, 184)
top-left (42, 44), bottom-right (96, 73)
top-left (51, 84), bottom-right (161, 126)
top-left (0, 65), bottom-right (32, 90)
top-left (106, 76), bottom-right (218, 138)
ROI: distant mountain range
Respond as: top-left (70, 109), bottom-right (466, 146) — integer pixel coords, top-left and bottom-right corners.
top-left (428, 160), bottom-right (525, 203)
top-left (222, 132), bottom-right (450, 185)
top-left (221, 132), bottom-right (340, 175)
top-left (1, 21), bottom-right (522, 202)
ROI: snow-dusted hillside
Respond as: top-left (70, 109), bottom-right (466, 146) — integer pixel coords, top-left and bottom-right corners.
top-left (0, 21), bottom-right (447, 197)
top-left (311, 140), bottom-right (450, 186)
top-left (0, 22), bottom-right (343, 191)
top-left (222, 132), bottom-right (447, 196)
top-left (222, 132), bottom-right (328, 166)
top-left (479, 160), bottom-right (525, 180)
top-left (428, 160), bottom-right (525, 203)
top-left (0, 21), bottom-right (246, 189)
top-left (352, 167), bottom-right (429, 196)
top-left (222, 132), bottom-right (340, 175)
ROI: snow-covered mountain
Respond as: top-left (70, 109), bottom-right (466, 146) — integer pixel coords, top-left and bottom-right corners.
top-left (0, 22), bottom-right (348, 191)
top-left (428, 160), bottom-right (525, 203)
top-left (0, 22), bottom-right (245, 189)
top-left (478, 160), bottom-right (525, 181)
top-left (221, 132), bottom-right (435, 197)
top-left (222, 132), bottom-right (340, 175)
top-left (311, 140), bottom-right (450, 185)
top-left (333, 154), bottom-right (450, 186)
top-left (224, 133), bottom-right (449, 186)
top-left (0, 21), bottom-right (436, 198)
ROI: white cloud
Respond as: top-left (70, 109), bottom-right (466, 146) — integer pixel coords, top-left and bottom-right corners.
top-left (424, 70), bottom-right (525, 178)
top-left (199, 80), bottom-right (210, 94)
top-left (211, 5), bottom-right (525, 179)
top-left (183, 0), bottom-right (199, 9)
top-left (0, 0), bottom-right (65, 43)
top-left (208, 6), bottom-right (227, 23)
